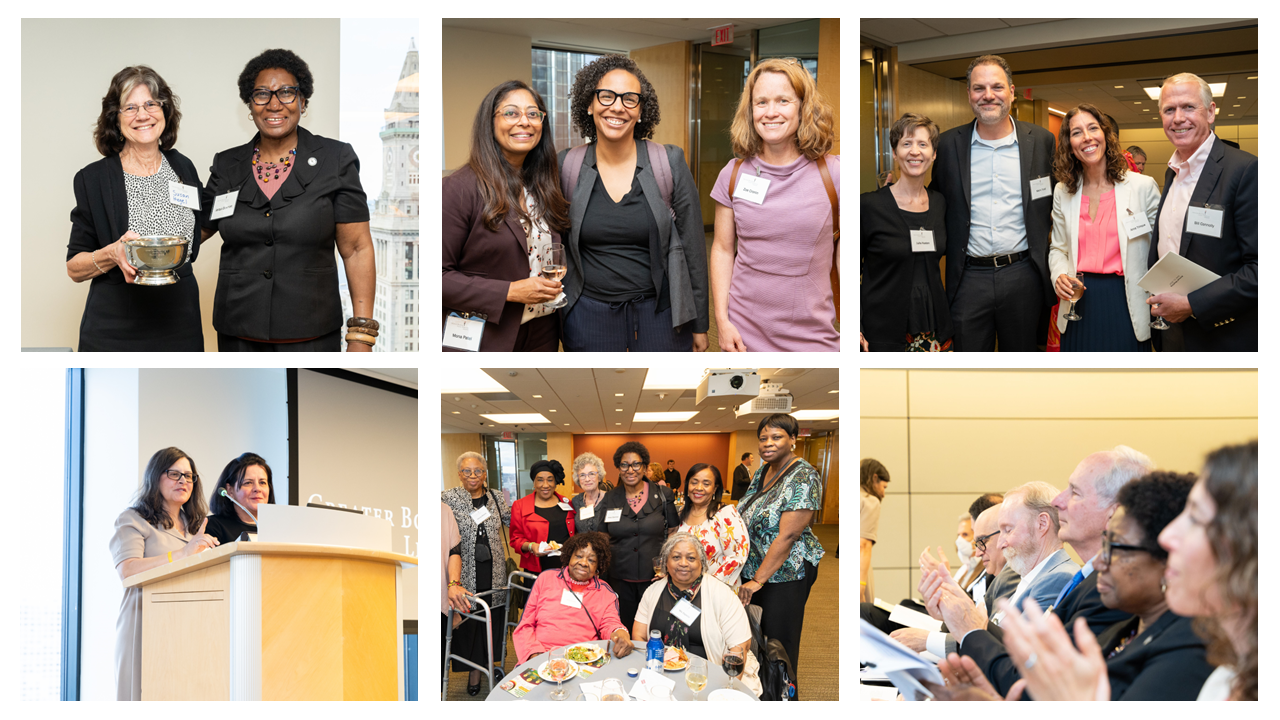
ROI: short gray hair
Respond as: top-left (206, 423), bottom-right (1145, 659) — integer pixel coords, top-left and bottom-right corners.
top-left (573, 452), bottom-right (606, 482)
top-left (1161, 72), bottom-right (1214, 113)
top-left (1004, 481), bottom-right (1061, 535)
top-left (658, 532), bottom-right (710, 575)
top-left (1092, 445), bottom-right (1154, 506)
top-left (456, 451), bottom-right (485, 474)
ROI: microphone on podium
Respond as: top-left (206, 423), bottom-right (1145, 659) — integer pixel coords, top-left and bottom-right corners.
top-left (220, 489), bottom-right (258, 524)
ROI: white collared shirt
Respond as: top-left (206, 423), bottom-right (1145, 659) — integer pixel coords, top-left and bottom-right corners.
top-left (968, 118), bottom-right (1029, 257)
top-left (1157, 133), bottom-right (1217, 259)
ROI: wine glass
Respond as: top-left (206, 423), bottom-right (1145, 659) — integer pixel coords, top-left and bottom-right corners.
top-left (1064, 272), bottom-right (1084, 321)
top-left (601, 677), bottom-right (626, 702)
top-left (1150, 297), bottom-right (1171, 330)
top-left (548, 647), bottom-right (570, 700)
top-left (721, 650), bottom-right (745, 692)
top-left (685, 656), bottom-right (708, 700)
top-left (541, 245), bottom-right (567, 309)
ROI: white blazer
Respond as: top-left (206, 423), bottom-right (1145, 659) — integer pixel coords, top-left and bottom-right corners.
top-left (1048, 172), bottom-right (1160, 341)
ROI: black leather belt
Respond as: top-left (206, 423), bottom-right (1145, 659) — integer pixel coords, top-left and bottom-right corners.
top-left (966, 251), bottom-right (1028, 268)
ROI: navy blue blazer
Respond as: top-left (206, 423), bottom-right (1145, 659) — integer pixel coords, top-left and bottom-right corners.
top-left (1098, 611), bottom-right (1213, 701)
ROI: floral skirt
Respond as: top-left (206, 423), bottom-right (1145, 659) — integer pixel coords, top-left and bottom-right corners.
top-left (905, 331), bottom-right (952, 352)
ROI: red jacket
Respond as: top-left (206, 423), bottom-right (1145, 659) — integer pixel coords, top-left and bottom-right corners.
top-left (509, 492), bottom-right (575, 573)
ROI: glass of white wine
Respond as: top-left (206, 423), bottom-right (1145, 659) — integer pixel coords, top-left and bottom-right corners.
top-left (601, 678), bottom-right (626, 701)
top-left (541, 245), bottom-right (567, 309)
top-left (548, 647), bottom-right (570, 700)
top-left (1065, 272), bottom-right (1085, 321)
top-left (685, 655), bottom-right (708, 700)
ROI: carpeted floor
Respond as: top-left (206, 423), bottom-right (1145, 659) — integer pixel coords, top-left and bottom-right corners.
top-left (442, 523), bottom-right (840, 701)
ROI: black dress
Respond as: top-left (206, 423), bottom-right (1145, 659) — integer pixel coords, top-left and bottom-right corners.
top-left (860, 184), bottom-right (952, 350)
top-left (67, 150), bottom-right (205, 351)
top-left (533, 504), bottom-right (570, 571)
top-left (204, 511), bottom-right (256, 545)
top-left (651, 583), bottom-right (706, 659)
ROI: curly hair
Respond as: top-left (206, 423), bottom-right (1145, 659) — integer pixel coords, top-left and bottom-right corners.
top-left (1116, 471), bottom-right (1195, 562)
top-left (1197, 441), bottom-right (1258, 701)
top-left (572, 452), bottom-right (606, 485)
top-left (237, 49), bottom-right (314, 105)
top-left (208, 452), bottom-right (275, 517)
top-left (613, 440), bottom-right (650, 468)
top-left (730, 58), bottom-right (834, 161)
top-left (560, 531), bottom-right (613, 578)
top-left (568, 55), bottom-right (659, 143)
top-left (1053, 104), bottom-right (1128, 194)
top-left (679, 463), bottom-right (724, 523)
top-left (131, 447), bottom-right (207, 534)
top-left (93, 65), bottom-right (182, 156)
top-left (657, 531), bottom-right (710, 575)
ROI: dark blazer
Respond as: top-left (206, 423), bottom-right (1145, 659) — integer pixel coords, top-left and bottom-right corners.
top-left (663, 469), bottom-right (681, 491)
top-left (599, 480), bottom-right (679, 582)
top-left (731, 464), bottom-right (752, 500)
top-left (67, 149), bottom-right (204, 351)
top-left (1097, 611), bottom-right (1213, 701)
top-left (558, 139), bottom-right (709, 333)
top-left (962, 570), bottom-right (1133, 696)
top-left (930, 118), bottom-right (1057, 306)
top-left (441, 164), bottom-right (562, 352)
top-left (859, 184), bottom-right (951, 350)
top-left (1150, 136), bottom-right (1257, 351)
top-left (200, 126), bottom-right (369, 340)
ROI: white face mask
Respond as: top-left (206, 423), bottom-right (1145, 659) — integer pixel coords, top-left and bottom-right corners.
top-left (956, 535), bottom-right (974, 563)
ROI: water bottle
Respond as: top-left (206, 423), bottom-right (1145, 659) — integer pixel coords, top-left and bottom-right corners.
top-left (646, 630), bottom-right (664, 671)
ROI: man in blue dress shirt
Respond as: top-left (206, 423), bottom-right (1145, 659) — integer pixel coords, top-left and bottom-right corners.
top-left (930, 55), bottom-right (1057, 351)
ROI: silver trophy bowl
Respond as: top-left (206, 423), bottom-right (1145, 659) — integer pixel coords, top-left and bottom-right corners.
top-left (123, 235), bottom-right (190, 285)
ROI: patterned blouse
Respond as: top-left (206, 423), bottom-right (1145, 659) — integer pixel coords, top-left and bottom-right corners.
top-left (123, 155), bottom-right (196, 259)
top-left (679, 503), bottom-right (749, 589)
top-left (520, 191), bottom-right (558, 323)
top-left (737, 458), bottom-right (825, 584)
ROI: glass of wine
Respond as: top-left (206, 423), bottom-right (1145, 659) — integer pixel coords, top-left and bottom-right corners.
top-left (722, 650), bottom-right (745, 693)
top-left (1065, 272), bottom-right (1084, 321)
top-left (601, 678), bottom-right (626, 701)
top-left (548, 647), bottom-right (570, 700)
top-left (1150, 297), bottom-right (1171, 330)
top-left (541, 245), bottom-right (567, 309)
top-left (686, 655), bottom-right (708, 700)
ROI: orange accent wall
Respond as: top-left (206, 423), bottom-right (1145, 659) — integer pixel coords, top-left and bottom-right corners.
top-left (570, 434), bottom-right (732, 492)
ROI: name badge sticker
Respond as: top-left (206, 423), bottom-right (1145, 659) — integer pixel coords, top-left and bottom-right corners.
top-left (671, 598), bottom-right (701, 625)
top-left (557, 502), bottom-right (573, 512)
top-left (910, 229), bottom-right (935, 253)
top-left (732, 173), bottom-right (771, 205)
top-left (168, 181), bottom-right (201, 210)
top-left (1122, 209), bottom-right (1153, 237)
top-left (1030, 175), bottom-right (1052, 200)
top-left (470, 505), bottom-right (491, 525)
top-left (579, 505), bottom-right (595, 521)
top-left (443, 311), bottom-right (487, 352)
top-left (1187, 205), bottom-right (1225, 238)
top-left (210, 190), bottom-right (237, 220)
top-left (560, 588), bottom-right (583, 609)
top-left (604, 508), bottom-right (623, 523)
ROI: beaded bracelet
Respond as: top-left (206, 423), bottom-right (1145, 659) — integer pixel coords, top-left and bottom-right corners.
top-left (91, 249), bottom-right (107, 275)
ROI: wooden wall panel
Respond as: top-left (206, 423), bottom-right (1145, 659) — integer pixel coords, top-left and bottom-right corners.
top-left (630, 40), bottom-right (691, 162)
top-left (440, 433), bottom-right (484, 490)
top-left (818, 18), bottom-right (840, 156)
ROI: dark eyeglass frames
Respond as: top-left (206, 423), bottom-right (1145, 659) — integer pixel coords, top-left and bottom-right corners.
top-left (1100, 531), bottom-right (1153, 566)
top-left (251, 86), bottom-right (300, 106)
top-left (974, 530), bottom-right (1000, 554)
top-left (593, 89), bottom-right (644, 109)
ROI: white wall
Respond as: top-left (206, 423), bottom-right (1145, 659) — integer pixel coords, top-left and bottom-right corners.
top-left (21, 18), bottom-right (340, 351)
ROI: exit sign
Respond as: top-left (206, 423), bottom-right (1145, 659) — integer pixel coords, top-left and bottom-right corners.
top-left (712, 24), bottom-right (734, 46)
top-left (501, 431), bottom-right (514, 440)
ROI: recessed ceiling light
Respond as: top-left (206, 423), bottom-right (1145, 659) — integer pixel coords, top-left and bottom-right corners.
top-left (1133, 101), bottom-right (1142, 105)
top-left (828, 390), bottom-right (839, 394)
top-left (616, 422), bottom-right (621, 426)
top-left (791, 410), bottom-right (840, 421)
top-left (634, 411), bottom-right (699, 422)
top-left (1248, 76), bottom-right (1257, 80)
top-left (717, 407), bottom-right (726, 410)
top-left (440, 368), bottom-right (506, 394)
top-left (615, 393), bottom-right (624, 397)
top-left (451, 411), bottom-right (460, 414)
top-left (695, 422), bottom-right (701, 425)
top-left (1209, 83), bottom-right (1226, 97)
top-left (488, 424), bottom-right (495, 427)
top-left (1228, 114), bottom-right (1234, 117)
top-left (1234, 104), bottom-right (1240, 107)
top-left (1215, 108), bottom-right (1220, 115)
top-left (532, 394), bottom-right (542, 398)
top-left (1143, 109), bottom-right (1150, 112)
top-left (616, 408), bottom-right (623, 412)
top-left (480, 413), bottom-right (550, 423)
top-left (1114, 85), bottom-right (1124, 88)
top-left (1143, 86), bottom-right (1161, 100)
top-left (1237, 96), bottom-right (1246, 99)
top-left (549, 409), bottom-right (556, 412)
top-left (564, 423), bottom-right (569, 426)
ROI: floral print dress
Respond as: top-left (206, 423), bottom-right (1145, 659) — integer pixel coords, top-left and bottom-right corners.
top-left (679, 504), bottom-right (750, 589)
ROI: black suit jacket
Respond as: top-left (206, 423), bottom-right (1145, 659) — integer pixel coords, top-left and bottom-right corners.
top-left (67, 149), bottom-right (205, 351)
top-left (930, 118), bottom-right (1056, 306)
top-left (1097, 611), bottom-right (1214, 701)
top-left (664, 469), bottom-right (681, 491)
top-left (1150, 135), bottom-right (1258, 351)
top-left (961, 571), bottom-right (1133, 696)
top-left (201, 126), bottom-right (369, 340)
top-left (732, 464), bottom-right (752, 499)
top-left (859, 184), bottom-right (952, 350)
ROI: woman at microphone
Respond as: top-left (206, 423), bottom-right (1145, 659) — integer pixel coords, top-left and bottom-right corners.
top-left (204, 453), bottom-right (276, 544)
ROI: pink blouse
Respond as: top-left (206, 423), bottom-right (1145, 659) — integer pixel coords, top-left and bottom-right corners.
top-left (679, 504), bottom-right (750, 589)
top-left (1076, 189), bottom-right (1124, 275)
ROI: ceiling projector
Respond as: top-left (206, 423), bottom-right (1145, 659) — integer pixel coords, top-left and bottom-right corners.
top-left (695, 369), bottom-right (761, 405)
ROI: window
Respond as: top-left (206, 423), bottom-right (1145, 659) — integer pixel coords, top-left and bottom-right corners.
top-left (532, 47), bottom-right (605, 152)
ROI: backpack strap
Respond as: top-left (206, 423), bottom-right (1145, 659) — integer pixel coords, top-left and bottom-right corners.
top-left (560, 144), bottom-right (590, 199)
top-left (815, 154), bottom-right (841, 324)
top-left (644, 140), bottom-right (673, 210)
top-left (727, 158), bottom-right (746, 198)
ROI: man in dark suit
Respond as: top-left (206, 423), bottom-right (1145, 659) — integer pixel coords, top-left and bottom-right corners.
top-left (663, 460), bottom-right (681, 492)
top-left (731, 453), bottom-right (753, 500)
top-left (929, 55), bottom-right (1056, 351)
top-left (1146, 73), bottom-right (1257, 351)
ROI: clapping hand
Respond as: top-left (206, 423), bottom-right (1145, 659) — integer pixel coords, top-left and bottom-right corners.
top-left (997, 598), bottom-right (1110, 701)
top-left (923, 653), bottom-right (1017, 701)
top-left (923, 568), bottom-right (987, 636)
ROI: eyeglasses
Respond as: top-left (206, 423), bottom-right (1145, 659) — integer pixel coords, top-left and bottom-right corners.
top-left (164, 469), bottom-right (198, 483)
top-left (251, 86), bottom-right (300, 106)
top-left (494, 106), bottom-right (546, 124)
top-left (593, 89), bottom-right (643, 109)
top-left (459, 468), bottom-right (488, 478)
top-left (1100, 531), bottom-right (1152, 566)
top-left (619, 461), bottom-right (646, 471)
top-left (577, 471), bottom-right (600, 480)
top-left (121, 100), bottom-right (163, 118)
top-left (974, 530), bottom-right (1000, 554)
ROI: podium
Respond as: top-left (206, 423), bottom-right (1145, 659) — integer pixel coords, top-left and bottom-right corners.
top-left (124, 541), bottom-right (417, 700)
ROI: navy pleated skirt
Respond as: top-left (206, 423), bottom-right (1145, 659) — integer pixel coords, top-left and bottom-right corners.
top-left (1060, 272), bottom-right (1149, 352)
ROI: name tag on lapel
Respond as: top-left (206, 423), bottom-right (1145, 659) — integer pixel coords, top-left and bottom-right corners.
top-left (168, 181), bottom-right (200, 210)
top-left (1187, 205), bottom-right (1225, 238)
top-left (1122, 210), bottom-right (1152, 237)
top-left (210, 190), bottom-right (238, 220)
top-left (1030, 176), bottom-right (1052, 200)
top-left (733, 174), bottom-right (771, 205)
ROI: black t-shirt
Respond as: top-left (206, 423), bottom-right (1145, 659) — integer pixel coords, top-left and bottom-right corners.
top-left (898, 207), bottom-right (938, 336)
top-left (601, 480), bottom-right (680, 582)
top-left (579, 169), bottom-right (656, 302)
top-left (204, 510), bottom-right (257, 545)
top-left (534, 504), bottom-right (570, 570)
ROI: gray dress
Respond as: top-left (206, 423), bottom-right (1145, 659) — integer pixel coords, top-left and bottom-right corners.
top-left (109, 508), bottom-right (192, 701)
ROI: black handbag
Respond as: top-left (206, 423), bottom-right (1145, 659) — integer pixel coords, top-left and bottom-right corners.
top-left (747, 605), bottom-right (797, 701)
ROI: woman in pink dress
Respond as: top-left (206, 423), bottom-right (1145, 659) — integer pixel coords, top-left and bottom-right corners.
top-left (710, 58), bottom-right (839, 351)
top-left (677, 464), bottom-right (749, 589)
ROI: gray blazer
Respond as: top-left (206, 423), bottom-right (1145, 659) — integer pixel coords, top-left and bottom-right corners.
top-left (557, 139), bottom-right (709, 332)
top-left (1004, 547), bottom-right (1078, 614)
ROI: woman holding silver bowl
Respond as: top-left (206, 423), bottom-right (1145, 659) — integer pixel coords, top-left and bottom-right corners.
top-left (66, 65), bottom-right (206, 351)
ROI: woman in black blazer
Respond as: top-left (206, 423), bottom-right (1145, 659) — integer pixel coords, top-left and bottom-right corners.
top-left (201, 49), bottom-right (375, 352)
top-left (66, 66), bottom-right (205, 351)
top-left (557, 55), bottom-right (708, 352)
top-left (441, 80), bottom-right (569, 352)
top-left (860, 113), bottom-right (951, 351)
